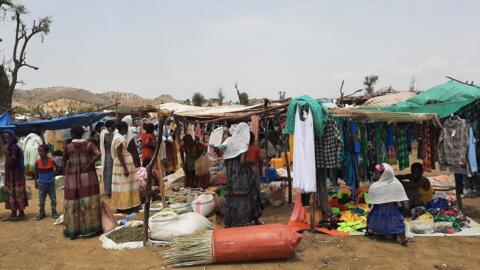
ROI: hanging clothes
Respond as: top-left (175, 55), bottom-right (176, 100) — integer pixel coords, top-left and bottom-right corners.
top-left (250, 115), bottom-right (260, 144)
top-left (284, 95), bottom-right (328, 136)
top-left (438, 117), bottom-right (469, 171)
top-left (386, 125), bottom-right (397, 165)
top-left (468, 127), bottom-right (478, 174)
top-left (422, 122), bottom-right (433, 172)
top-left (395, 127), bottom-right (409, 170)
top-left (316, 118), bottom-right (343, 169)
top-left (292, 108), bottom-right (316, 193)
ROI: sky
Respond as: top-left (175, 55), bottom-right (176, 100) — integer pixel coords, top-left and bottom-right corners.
top-left (1, 0), bottom-right (480, 100)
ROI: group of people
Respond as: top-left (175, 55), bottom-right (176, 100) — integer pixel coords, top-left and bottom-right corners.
top-left (367, 162), bottom-right (432, 245)
top-left (1, 115), bottom-right (180, 239)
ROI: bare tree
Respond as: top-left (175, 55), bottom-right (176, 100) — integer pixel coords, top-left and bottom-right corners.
top-left (409, 75), bottom-right (416, 92)
top-left (363, 75), bottom-right (379, 95)
top-left (0, 1), bottom-right (52, 112)
top-left (216, 87), bottom-right (226, 106)
top-left (234, 80), bottom-right (249, 105)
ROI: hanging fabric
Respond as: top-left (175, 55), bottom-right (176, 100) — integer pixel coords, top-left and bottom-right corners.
top-left (292, 107), bottom-right (316, 193)
top-left (395, 126), bottom-right (409, 170)
top-left (284, 95), bottom-right (328, 136)
top-left (438, 116), bottom-right (469, 172)
top-left (316, 119), bottom-right (342, 169)
top-left (250, 115), bottom-right (260, 144)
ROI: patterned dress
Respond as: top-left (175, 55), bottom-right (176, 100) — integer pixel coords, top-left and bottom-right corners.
top-left (4, 144), bottom-right (28, 211)
top-left (224, 156), bottom-right (263, 227)
top-left (102, 133), bottom-right (114, 196)
top-left (111, 134), bottom-right (140, 210)
top-left (63, 140), bottom-right (102, 239)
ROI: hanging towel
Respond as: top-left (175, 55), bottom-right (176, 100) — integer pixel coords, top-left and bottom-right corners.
top-left (284, 95), bottom-right (328, 137)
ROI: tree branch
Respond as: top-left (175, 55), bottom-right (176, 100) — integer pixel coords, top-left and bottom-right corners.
top-left (19, 63), bottom-right (39, 70)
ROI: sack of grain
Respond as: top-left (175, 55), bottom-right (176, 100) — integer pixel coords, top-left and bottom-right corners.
top-left (149, 212), bottom-right (213, 241)
top-left (191, 193), bottom-right (215, 217)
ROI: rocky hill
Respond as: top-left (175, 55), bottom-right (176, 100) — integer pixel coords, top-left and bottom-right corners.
top-left (13, 87), bottom-right (177, 113)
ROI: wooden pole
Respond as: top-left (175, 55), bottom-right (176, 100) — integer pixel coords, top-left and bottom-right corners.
top-left (143, 109), bottom-right (170, 247)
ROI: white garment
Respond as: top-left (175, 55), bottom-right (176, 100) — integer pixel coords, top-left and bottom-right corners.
top-left (23, 133), bottom-right (43, 170)
top-left (292, 109), bottom-right (316, 193)
top-left (100, 129), bottom-right (111, 168)
top-left (368, 163), bottom-right (409, 204)
top-left (222, 122), bottom-right (250, 160)
top-left (209, 127), bottom-right (226, 147)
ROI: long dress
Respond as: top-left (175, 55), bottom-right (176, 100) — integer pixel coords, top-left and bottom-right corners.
top-left (111, 134), bottom-right (140, 210)
top-left (63, 141), bottom-right (102, 239)
top-left (102, 132), bottom-right (114, 196)
top-left (4, 144), bottom-right (28, 211)
top-left (224, 156), bottom-right (263, 227)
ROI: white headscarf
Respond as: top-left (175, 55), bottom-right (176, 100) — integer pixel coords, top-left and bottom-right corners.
top-left (121, 115), bottom-right (136, 145)
top-left (368, 163), bottom-right (409, 204)
top-left (221, 122), bottom-right (250, 160)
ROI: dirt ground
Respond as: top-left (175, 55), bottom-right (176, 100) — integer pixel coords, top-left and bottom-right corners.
top-left (1, 179), bottom-right (480, 270)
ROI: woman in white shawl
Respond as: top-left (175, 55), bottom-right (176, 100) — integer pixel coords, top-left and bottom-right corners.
top-left (23, 131), bottom-right (43, 175)
top-left (219, 123), bottom-right (263, 227)
top-left (367, 163), bottom-right (409, 245)
top-left (121, 115), bottom-right (141, 168)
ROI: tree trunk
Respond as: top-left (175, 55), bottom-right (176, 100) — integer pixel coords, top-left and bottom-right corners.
top-left (0, 67), bottom-right (12, 113)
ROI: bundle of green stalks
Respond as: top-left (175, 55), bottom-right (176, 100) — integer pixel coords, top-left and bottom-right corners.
top-left (160, 231), bottom-right (214, 267)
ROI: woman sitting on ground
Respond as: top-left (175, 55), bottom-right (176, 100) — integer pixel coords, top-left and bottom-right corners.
top-left (367, 163), bottom-right (409, 245)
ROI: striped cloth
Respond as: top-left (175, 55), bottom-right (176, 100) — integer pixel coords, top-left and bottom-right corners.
top-left (111, 134), bottom-right (140, 210)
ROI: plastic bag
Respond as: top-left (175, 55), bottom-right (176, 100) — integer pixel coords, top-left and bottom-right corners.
top-left (149, 212), bottom-right (214, 241)
top-left (409, 219), bottom-right (434, 234)
top-left (101, 201), bottom-right (116, 233)
top-left (213, 224), bottom-right (302, 263)
top-left (195, 154), bottom-right (210, 176)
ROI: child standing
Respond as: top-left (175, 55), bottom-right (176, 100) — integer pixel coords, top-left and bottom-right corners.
top-left (35, 144), bottom-right (59, 220)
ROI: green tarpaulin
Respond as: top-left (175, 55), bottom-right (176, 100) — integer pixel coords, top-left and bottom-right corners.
top-left (362, 81), bottom-right (480, 118)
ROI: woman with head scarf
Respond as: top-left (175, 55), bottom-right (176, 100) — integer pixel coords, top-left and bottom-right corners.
top-left (367, 163), bottom-right (409, 245)
top-left (111, 121), bottom-right (141, 211)
top-left (62, 126), bottom-right (102, 239)
top-left (121, 115), bottom-right (141, 168)
top-left (220, 122), bottom-right (263, 227)
top-left (2, 130), bottom-right (28, 221)
top-left (180, 134), bottom-right (208, 188)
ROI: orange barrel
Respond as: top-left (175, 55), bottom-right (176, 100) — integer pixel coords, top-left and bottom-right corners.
top-left (213, 224), bottom-right (302, 263)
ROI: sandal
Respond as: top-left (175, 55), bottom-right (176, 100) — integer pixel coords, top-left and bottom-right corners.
top-left (36, 215), bottom-right (46, 221)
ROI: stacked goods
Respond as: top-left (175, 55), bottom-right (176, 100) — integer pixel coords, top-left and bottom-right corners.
top-left (161, 224), bottom-right (302, 267)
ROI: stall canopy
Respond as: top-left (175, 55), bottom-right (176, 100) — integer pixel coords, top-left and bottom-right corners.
top-left (0, 112), bottom-right (106, 136)
top-left (363, 81), bottom-right (480, 118)
top-left (159, 102), bottom-right (289, 122)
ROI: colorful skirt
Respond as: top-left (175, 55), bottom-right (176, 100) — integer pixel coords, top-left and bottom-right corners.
top-left (112, 155), bottom-right (140, 210)
top-left (63, 170), bottom-right (102, 239)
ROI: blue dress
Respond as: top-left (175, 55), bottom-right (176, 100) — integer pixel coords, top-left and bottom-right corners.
top-left (367, 202), bottom-right (405, 236)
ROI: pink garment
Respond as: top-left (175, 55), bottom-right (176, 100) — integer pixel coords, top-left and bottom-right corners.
top-left (290, 193), bottom-right (307, 222)
top-left (251, 115), bottom-right (260, 143)
top-left (136, 167), bottom-right (148, 191)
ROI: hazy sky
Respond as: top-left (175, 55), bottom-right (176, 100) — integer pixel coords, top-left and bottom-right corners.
top-left (1, 0), bottom-right (479, 100)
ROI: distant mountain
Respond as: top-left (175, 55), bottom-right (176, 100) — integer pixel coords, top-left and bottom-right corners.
top-left (13, 87), bottom-right (177, 113)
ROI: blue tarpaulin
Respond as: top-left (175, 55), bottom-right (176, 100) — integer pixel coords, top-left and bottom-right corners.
top-left (0, 112), bottom-right (107, 136)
